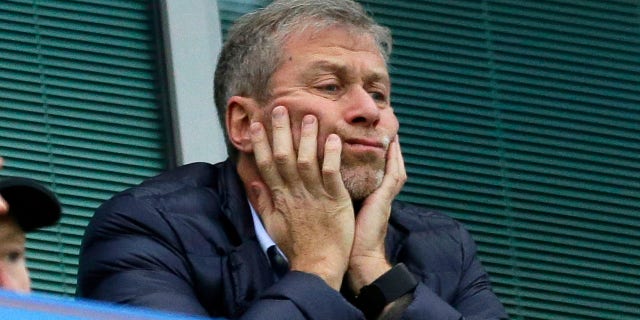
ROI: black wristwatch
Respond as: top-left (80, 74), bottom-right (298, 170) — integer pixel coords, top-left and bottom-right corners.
top-left (354, 263), bottom-right (418, 319)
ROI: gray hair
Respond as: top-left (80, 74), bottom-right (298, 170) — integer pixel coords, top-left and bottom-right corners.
top-left (214, 0), bottom-right (393, 161)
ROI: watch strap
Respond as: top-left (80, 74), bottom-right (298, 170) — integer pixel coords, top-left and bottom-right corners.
top-left (354, 263), bottom-right (418, 319)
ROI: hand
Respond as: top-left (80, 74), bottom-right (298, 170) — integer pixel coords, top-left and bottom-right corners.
top-left (0, 157), bottom-right (8, 215)
top-left (249, 106), bottom-right (355, 290)
top-left (348, 135), bottom-right (407, 293)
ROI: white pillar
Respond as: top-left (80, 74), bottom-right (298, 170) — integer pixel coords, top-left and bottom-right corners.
top-left (160, 0), bottom-right (227, 165)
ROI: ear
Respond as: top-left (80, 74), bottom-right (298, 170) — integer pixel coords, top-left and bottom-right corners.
top-left (226, 96), bottom-right (261, 154)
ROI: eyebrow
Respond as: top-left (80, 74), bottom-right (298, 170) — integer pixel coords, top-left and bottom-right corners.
top-left (303, 60), bottom-right (389, 84)
top-left (302, 60), bottom-right (345, 79)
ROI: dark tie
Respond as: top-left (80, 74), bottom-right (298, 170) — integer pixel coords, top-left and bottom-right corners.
top-left (267, 245), bottom-right (289, 278)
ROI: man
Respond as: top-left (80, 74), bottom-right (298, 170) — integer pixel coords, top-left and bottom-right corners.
top-left (78, 0), bottom-right (507, 319)
top-left (0, 157), bottom-right (62, 293)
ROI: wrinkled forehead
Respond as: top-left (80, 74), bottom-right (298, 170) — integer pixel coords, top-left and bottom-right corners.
top-left (278, 23), bottom-right (386, 60)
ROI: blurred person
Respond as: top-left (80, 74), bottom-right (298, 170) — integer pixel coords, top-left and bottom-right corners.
top-left (0, 157), bottom-right (61, 293)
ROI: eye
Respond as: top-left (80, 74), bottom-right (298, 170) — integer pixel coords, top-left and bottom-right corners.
top-left (318, 83), bottom-right (340, 93)
top-left (6, 250), bottom-right (24, 263)
top-left (369, 91), bottom-right (387, 102)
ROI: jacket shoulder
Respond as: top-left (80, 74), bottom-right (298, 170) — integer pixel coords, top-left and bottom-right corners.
top-left (106, 161), bottom-right (239, 217)
top-left (390, 200), bottom-right (463, 233)
top-left (388, 200), bottom-right (472, 276)
top-left (85, 161), bottom-right (245, 254)
top-left (128, 162), bottom-right (222, 198)
top-left (77, 161), bottom-right (249, 314)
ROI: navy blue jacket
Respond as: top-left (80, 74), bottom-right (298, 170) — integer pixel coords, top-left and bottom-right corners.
top-left (77, 160), bottom-right (507, 319)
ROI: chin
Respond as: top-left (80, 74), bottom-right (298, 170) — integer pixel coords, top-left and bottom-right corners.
top-left (341, 165), bottom-right (384, 201)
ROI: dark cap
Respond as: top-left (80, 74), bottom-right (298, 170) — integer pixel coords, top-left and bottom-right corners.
top-left (0, 177), bottom-right (61, 232)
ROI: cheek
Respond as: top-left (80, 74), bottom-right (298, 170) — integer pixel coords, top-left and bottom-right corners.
top-left (315, 116), bottom-right (339, 157)
top-left (290, 109), bottom-right (335, 151)
top-left (385, 110), bottom-right (400, 132)
top-left (14, 262), bottom-right (30, 292)
top-left (0, 262), bottom-right (30, 293)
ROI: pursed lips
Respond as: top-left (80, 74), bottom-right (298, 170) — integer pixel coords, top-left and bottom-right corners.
top-left (343, 137), bottom-right (388, 153)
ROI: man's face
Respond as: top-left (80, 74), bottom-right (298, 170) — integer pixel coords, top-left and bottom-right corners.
top-left (264, 26), bottom-right (399, 200)
top-left (0, 214), bottom-right (30, 293)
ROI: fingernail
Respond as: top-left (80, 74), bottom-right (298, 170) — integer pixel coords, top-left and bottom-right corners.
top-left (272, 106), bottom-right (285, 119)
top-left (302, 115), bottom-right (315, 126)
top-left (327, 134), bottom-right (340, 143)
top-left (250, 122), bottom-right (262, 135)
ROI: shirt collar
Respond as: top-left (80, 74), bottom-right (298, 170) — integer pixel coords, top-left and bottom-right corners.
top-left (249, 201), bottom-right (288, 262)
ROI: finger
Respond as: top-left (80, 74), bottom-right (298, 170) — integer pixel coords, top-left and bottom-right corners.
top-left (271, 106), bottom-right (300, 184)
top-left (251, 181), bottom-right (286, 245)
top-left (297, 115), bottom-right (323, 194)
top-left (322, 134), bottom-right (348, 197)
top-left (0, 196), bottom-right (7, 215)
top-left (393, 135), bottom-right (406, 183)
top-left (377, 135), bottom-right (406, 200)
top-left (251, 121), bottom-right (284, 188)
top-left (387, 135), bottom-right (405, 175)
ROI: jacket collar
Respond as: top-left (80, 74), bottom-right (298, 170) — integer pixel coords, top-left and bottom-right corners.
top-left (215, 159), bottom-right (275, 315)
top-left (215, 159), bottom-right (256, 245)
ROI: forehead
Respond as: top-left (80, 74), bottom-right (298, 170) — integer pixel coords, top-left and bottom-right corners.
top-left (285, 24), bottom-right (379, 49)
top-left (280, 26), bottom-right (388, 75)
top-left (0, 215), bottom-right (26, 244)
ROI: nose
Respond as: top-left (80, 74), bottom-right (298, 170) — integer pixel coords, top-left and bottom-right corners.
top-left (344, 87), bottom-right (381, 127)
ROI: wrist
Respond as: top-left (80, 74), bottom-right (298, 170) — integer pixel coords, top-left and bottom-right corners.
top-left (300, 268), bottom-right (343, 290)
top-left (291, 257), bottom-right (347, 290)
top-left (348, 258), bottom-right (391, 293)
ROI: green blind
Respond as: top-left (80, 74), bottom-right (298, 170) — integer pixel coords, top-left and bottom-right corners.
top-left (364, 0), bottom-right (640, 319)
top-left (218, 0), bottom-right (270, 35)
top-left (219, 0), bottom-right (640, 319)
top-left (0, 0), bottom-right (169, 296)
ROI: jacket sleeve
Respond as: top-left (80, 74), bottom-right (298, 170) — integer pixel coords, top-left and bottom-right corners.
top-left (240, 272), bottom-right (363, 320)
top-left (77, 194), bottom-right (211, 316)
top-left (77, 194), bottom-right (366, 319)
top-left (399, 224), bottom-right (508, 320)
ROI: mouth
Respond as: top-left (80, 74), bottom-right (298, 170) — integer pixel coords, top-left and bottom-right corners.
top-left (342, 137), bottom-right (388, 154)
